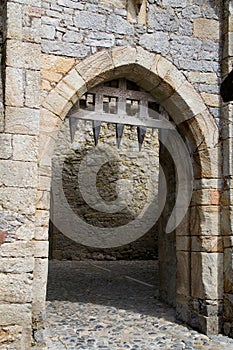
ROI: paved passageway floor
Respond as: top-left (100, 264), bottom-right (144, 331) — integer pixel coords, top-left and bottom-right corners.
top-left (44, 261), bottom-right (233, 349)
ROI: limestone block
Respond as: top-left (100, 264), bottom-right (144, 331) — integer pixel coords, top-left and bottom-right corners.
top-left (62, 69), bottom-right (86, 99)
top-left (41, 54), bottom-right (75, 75)
top-left (13, 135), bottom-right (38, 161)
top-left (6, 40), bottom-right (40, 70)
top-left (186, 111), bottom-right (219, 150)
top-left (5, 106), bottom-right (39, 135)
top-left (42, 40), bottom-right (90, 59)
top-left (74, 11), bottom-right (106, 31)
top-left (35, 210), bottom-right (50, 229)
top-left (40, 108), bottom-right (61, 135)
top-left (37, 174), bottom-right (51, 191)
top-left (191, 236), bottom-right (223, 253)
top-left (0, 241), bottom-right (33, 258)
top-left (0, 134), bottom-right (12, 159)
top-left (201, 92), bottom-right (220, 107)
top-left (0, 325), bottom-right (22, 346)
top-left (190, 206), bottom-right (220, 236)
top-left (35, 226), bottom-right (49, 241)
top-left (188, 72), bottom-right (218, 85)
top-left (139, 32), bottom-right (169, 55)
top-left (176, 211), bottom-right (190, 236)
top-left (162, 0), bottom-right (186, 7)
top-left (100, 0), bottom-right (126, 8)
top-left (221, 206), bottom-right (233, 236)
top-left (5, 67), bottom-right (24, 107)
top-left (42, 89), bottom-right (70, 117)
top-left (176, 236), bottom-right (190, 251)
top-left (0, 160), bottom-right (37, 188)
top-left (135, 46), bottom-right (157, 71)
top-left (0, 273), bottom-right (32, 303)
top-left (0, 258), bottom-right (34, 273)
top-left (25, 70), bottom-right (40, 108)
top-left (76, 50), bottom-right (114, 88)
top-left (36, 190), bottom-right (50, 211)
top-left (193, 146), bottom-right (220, 179)
top-left (176, 295), bottom-right (190, 324)
top-left (33, 241), bottom-right (49, 258)
top-left (162, 80), bottom-right (206, 124)
top-left (41, 69), bottom-right (63, 86)
top-left (41, 24), bottom-right (55, 40)
top-left (107, 14), bottom-right (134, 34)
top-left (191, 252), bottom-right (223, 299)
top-left (224, 236), bottom-right (233, 249)
top-left (0, 188), bottom-right (37, 215)
top-left (150, 80), bottom-right (175, 103)
top-left (32, 258), bottom-right (48, 315)
top-left (194, 18), bottom-right (220, 41)
top-left (193, 178), bottom-right (221, 191)
top-left (14, 220), bottom-right (35, 241)
top-left (0, 304), bottom-right (31, 326)
top-left (84, 32), bottom-right (115, 48)
top-left (191, 189), bottom-right (220, 206)
top-left (6, 2), bottom-right (22, 40)
top-left (177, 252), bottom-right (190, 295)
top-left (224, 248), bottom-right (233, 293)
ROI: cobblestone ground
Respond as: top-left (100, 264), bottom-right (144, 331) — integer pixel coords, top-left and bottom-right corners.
top-left (44, 261), bottom-right (233, 350)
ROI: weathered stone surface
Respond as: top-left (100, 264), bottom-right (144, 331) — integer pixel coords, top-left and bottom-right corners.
top-left (0, 273), bottom-right (32, 303)
top-left (6, 41), bottom-right (40, 70)
top-left (0, 188), bottom-right (37, 215)
top-left (191, 236), bottom-right (223, 252)
top-left (0, 134), bottom-right (12, 159)
top-left (32, 258), bottom-right (48, 315)
top-left (41, 54), bottom-right (75, 74)
top-left (0, 304), bottom-right (31, 325)
top-left (0, 258), bottom-right (34, 273)
top-left (25, 70), bottom-right (40, 108)
top-left (13, 135), bottom-right (38, 161)
top-left (5, 67), bottom-right (24, 107)
top-left (74, 11), bottom-right (106, 30)
top-left (191, 252), bottom-right (223, 299)
top-left (107, 13), bottom-right (134, 34)
top-left (139, 32), bottom-right (169, 55)
top-left (201, 92), bottom-right (220, 107)
top-left (6, 2), bottom-right (23, 40)
top-left (177, 252), bottom-right (190, 295)
top-left (0, 160), bottom-right (37, 188)
top-left (5, 106), bottom-right (39, 135)
top-left (194, 18), bottom-right (220, 41)
top-left (224, 248), bottom-right (233, 293)
top-left (190, 206), bottom-right (220, 236)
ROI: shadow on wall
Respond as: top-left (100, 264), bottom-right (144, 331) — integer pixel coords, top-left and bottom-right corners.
top-left (49, 121), bottom-right (160, 261)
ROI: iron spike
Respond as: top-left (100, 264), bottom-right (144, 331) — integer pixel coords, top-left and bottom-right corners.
top-left (116, 123), bottom-right (124, 148)
top-left (93, 120), bottom-right (102, 146)
top-left (137, 126), bottom-right (146, 151)
top-left (69, 117), bottom-right (79, 143)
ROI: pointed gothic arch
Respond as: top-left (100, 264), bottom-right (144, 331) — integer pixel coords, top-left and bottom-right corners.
top-left (37, 46), bottom-right (222, 335)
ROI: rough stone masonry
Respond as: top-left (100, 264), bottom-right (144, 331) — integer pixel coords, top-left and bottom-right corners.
top-left (0, 0), bottom-right (232, 349)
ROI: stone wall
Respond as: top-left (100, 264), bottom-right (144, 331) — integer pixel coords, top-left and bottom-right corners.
top-left (221, 0), bottom-right (233, 338)
top-left (41, 0), bottom-right (222, 123)
top-left (50, 108), bottom-right (160, 260)
top-left (0, 0), bottom-right (232, 348)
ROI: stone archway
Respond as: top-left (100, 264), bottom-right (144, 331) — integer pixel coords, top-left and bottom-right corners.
top-left (36, 46), bottom-right (221, 335)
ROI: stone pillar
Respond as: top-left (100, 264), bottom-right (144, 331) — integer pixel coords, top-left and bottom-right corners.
top-left (0, 0), bottom-right (42, 348)
top-left (222, 0), bottom-right (233, 338)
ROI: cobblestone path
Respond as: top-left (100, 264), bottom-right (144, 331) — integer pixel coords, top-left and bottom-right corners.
top-left (44, 261), bottom-right (233, 350)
